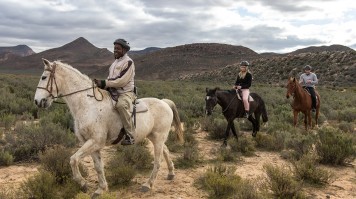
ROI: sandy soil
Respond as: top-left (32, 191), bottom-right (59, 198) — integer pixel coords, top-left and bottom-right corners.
top-left (0, 130), bottom-right (355, 199)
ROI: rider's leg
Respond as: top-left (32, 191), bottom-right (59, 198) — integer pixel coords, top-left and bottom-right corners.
top-left (115, 92), bottom-right (136, 145)
top-left (241, 89), bottom-right (250, 118)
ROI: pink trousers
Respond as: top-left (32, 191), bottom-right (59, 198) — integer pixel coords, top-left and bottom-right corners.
top-left (241, 89), bottom-right (250, 111)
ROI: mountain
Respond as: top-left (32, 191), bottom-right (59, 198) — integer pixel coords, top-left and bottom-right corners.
top-left (182, 49), bottom-right (356, 87)
top-left (130, 43), bottom-right (260, 80)
top-left (0, 37), bottom-right (113, 75)
top-left (0, 39), bottom-right (355, 86)
top-left (0, 45), bottom-right (35, 62)
top-left (288, 44), bottom-right (354, 55)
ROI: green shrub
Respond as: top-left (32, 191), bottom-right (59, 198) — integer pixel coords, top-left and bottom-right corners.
top-left (39, 146), bottom-right (87, 184)
top-left (255, 131), bottom-right (285, 151)
top-left (5, 122), bottom-right (76, 162)
top-left (231, 179), bottom-right (262, 199)
top-left (338, 121), bottom-right (355, 133)
top-left (263, 163), bottom-right (305, 199)
top-left (316, 127), bottom-right (355, 165)
top-left (285, 133), bottom-right (315, 160)
top-left (197, 164), bottom-right (241, 198)
top-left (228, 136), bottom-right (256, 156)
top-left (20, 171), bottom-right (59, 199)
top-left (115, 142), bottom-right (153, 171)
top-left (0, 150), bottom-right (14, 166)
top-left (202, 117), bottom-right (227, 140)
top-left (0, 113), bottom-right (16, 130)
top-left (216, 147), bottom-right (239, 162)
top-left (175, 139), bottom-right (202, 168)
top-left (106, 155), bottom-right (137, 187)
top-left (293, 153), bottom-right (333, 185)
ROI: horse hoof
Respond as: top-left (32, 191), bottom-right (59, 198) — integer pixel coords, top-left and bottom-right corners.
top-left (141, 185), bottom-right (151, 192)
top-left (220, 143), bottom-right (227, 148)
top-left (252, 132), bottom-right (257, 137)
top-left (167, 174), bottom-right (175, 180)
top-left (91, 193), bottom-right (100, 199)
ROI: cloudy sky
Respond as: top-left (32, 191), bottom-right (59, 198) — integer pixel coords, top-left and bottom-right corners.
top-left (1, 0), bottom-right (356, 53)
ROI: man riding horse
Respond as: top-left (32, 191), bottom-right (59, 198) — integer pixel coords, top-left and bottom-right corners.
top-left (94, 38), bottom-right (136, 145)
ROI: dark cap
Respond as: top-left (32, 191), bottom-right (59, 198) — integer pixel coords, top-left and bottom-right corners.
top-left (304, 65), bottom-right (312, 70)
top-left (240, 61), bottom-right (249, 66)
top-left (113, 39), bottom-right (130, 51)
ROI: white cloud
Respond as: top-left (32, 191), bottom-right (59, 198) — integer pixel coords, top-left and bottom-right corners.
top-left (0, 0), bottom-right (355, 53)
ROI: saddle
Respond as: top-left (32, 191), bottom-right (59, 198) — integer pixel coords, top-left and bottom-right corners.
top-left (236, 90), bottom-right (254, 102)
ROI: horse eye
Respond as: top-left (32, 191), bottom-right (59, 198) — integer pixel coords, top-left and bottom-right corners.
top-left (41, 76), bottom-right (47, 80)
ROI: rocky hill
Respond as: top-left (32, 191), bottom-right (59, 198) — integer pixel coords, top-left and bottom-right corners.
top-left (0, 37), bottom-right (113, 75)
top-left (131, 43), bottom-right (260, 80)
top-left (0, 38), bottom-right (355, 86)
top-left (181, 50), bottom-right (356, 87)
top-left (0, 45), bottom-right (35, 62)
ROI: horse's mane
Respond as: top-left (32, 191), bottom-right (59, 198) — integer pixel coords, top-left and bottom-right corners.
top-left (54, 60), bottom-right (92, 82)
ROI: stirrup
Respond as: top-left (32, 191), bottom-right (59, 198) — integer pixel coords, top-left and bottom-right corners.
top-left (121, 135), bottom-right (135, 145)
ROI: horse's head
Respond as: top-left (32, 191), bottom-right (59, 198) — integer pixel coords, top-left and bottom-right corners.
top-left (34, 58), bottom-right (59, 108)
top-left (205, 87), bottom-right (219, 115)
top-left (286, 77), bottom-right (297, 99)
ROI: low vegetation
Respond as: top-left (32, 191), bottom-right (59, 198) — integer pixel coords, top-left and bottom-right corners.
top-left (0, 73), bottom-right (354, 198)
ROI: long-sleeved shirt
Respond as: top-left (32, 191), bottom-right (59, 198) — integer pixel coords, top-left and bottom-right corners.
top-left (299, 73), bottom-right (318, 88)
top-left (234, 72), bottom-right (252, 89)
top-left (105, 53), bottom-right (135, 95)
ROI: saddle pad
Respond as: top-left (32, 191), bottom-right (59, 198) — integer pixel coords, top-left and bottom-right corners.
top-left (131, 99), bottom-right (148, 113)
top-left (237, 94), bottom-right (254, 102)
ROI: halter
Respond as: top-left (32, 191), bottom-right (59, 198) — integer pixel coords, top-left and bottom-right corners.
top-left (36, 62), bottom-right (103, 102)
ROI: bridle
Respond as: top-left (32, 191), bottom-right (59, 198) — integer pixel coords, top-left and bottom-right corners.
top-left (36, 63), bottom-right (103, 102)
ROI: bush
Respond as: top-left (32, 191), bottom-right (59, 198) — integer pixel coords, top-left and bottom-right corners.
top-left (255, 131), bottom-right (285, 151)
top-left (263, 163), bottom-right (305, 199)
top-left (39, 146), bottom-right (87, 184)
top-left (106, 157), bottom-right (137, 187)
top-left (175, 138), bottom-right (202, 168)
top-left (293, 153), bottom-right (333, 185)
top-left (197, 164), bottom-right (241, 198)
top-left (115, 142), bottom-right (153, 171)
top-left (20, 171), bottom-right (59, 199)
top-left (0, 150), bottom-right (14, 166)
top-left (285, 133), bottom-right (315, 160)
top-left (316, 127), bottom-right (355, 165)
top-left (228, 136), bottom-right (256, 156)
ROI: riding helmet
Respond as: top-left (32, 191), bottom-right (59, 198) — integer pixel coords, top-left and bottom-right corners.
top-left (240, 61), bottom-right (249, 66)
top-left (303, 65), bottom-right (312, 70)
top-left (113, 39), bottom-right (130, 51)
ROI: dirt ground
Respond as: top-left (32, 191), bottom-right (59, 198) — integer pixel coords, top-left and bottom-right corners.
top-left (0, 130), bottom-right (355, 199)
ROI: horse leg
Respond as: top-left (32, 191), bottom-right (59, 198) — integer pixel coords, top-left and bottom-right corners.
top-left (230, 121), bottom-right (238, 140)
top-left (307, 111), bottom-right (312, 129)
top-left (315, 108), bottom-right (320, 128)
top-left (90, 150), bottom-right (108, 198)
top-left (248, 117), bottom-right (258, 137)
top-left (303, 112), bottom-right (308, 130)
top-left (254, 112), bottom-right (261, 131)
top-left (70, 139), bottom-right (103, 193)
top-left (293, 111), bottom-right (298, 127)
top-left (142, 136), bottom-right (164, 192)
top-left (163, 144), bottom-right (175, 180)
top-left (222, 122), bottom-right (231, 147)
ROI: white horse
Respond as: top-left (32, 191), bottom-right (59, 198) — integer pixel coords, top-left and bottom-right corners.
top-left (34, 58), bottom-right (184, 198)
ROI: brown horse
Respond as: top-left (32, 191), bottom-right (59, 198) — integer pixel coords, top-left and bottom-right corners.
top-left (286, 77), bottom-right (320, 130)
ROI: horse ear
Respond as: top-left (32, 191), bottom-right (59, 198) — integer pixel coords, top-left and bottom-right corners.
top-left (42, 58), bottom-right (52, 70)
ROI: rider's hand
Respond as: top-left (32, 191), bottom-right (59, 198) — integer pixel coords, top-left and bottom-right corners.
top-left (94, 79), bottom-right (106, 89)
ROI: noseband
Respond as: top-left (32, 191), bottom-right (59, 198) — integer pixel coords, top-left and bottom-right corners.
top-left (36, 63), bottom-right (102, 101)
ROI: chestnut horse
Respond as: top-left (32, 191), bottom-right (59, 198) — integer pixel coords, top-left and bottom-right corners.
top-left (286, 77), bottom-right (320, 130)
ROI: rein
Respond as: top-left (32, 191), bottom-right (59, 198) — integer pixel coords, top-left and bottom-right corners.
top-left (222, 92), bottom-right (237, 113)
top-left (36, 63), bottom-right (104, 103)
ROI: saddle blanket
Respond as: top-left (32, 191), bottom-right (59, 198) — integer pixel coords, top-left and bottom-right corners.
top-left (237, 94), bottom-right (254, 102)
top-left (131, 99), bottom-right (148, 113)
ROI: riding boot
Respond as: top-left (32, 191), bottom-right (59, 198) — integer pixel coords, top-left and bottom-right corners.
top-left (121, 130), bottom-right (135, 145)
top-left (244, 110), bottom-right (250, 118)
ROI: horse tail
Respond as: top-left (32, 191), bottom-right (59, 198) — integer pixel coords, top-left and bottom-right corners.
top-left (260, 97), bottom-right (269, 123)
top-left (162, 99), bottom-right (184, 143)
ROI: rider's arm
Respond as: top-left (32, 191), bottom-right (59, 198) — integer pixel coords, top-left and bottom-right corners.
top-left (106, 61), bottom-right (134, 88)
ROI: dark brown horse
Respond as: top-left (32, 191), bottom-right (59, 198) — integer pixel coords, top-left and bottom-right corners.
top-left (286, 77), bottom-right (320, 130)
top-left (205, 87), bottom-right (268, 146)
